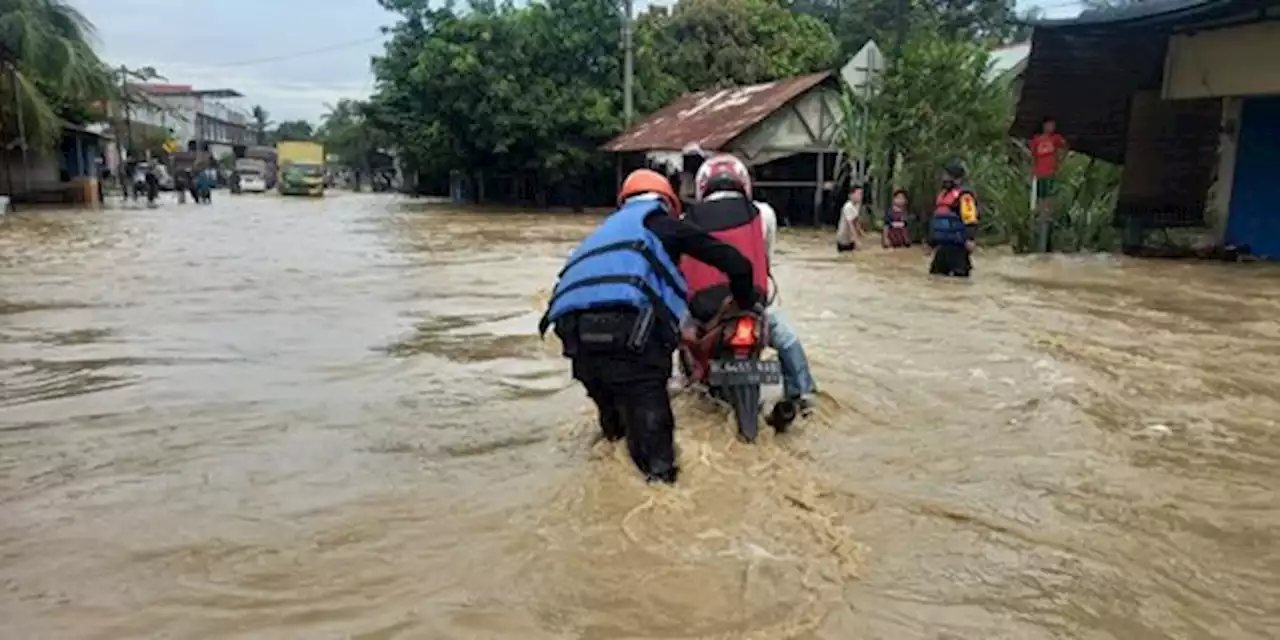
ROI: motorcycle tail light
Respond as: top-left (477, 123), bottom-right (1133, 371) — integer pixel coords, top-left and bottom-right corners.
top-left (727, 316), bottom-right (757, 348)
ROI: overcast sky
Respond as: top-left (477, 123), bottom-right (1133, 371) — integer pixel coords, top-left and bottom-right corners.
top-left (72, 0), bottom-right (1078, 125)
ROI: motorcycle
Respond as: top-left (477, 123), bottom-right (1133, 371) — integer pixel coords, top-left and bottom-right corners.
top-left (678, 303), bottom-right (782, 442)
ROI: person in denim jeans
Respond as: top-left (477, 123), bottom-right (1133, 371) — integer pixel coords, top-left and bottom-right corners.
top-left (752, 199), bottom-right (818, 426)
top-left (675, 153), bottom-right (818, 429)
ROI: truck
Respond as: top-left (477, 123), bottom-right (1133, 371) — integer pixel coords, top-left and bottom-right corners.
top-left (276, 141), bottom-right (326, 196)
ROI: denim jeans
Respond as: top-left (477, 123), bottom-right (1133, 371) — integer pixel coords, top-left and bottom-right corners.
top-left (767, 310), bottom-right (816, 400)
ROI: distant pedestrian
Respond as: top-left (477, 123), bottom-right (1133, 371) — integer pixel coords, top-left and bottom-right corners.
top-left (188, 170), bottom-right (200, 203)
top-left (131, 163), bottom-right (146, 204)
top-left (1031, 116), bottom-right (1069, 252)
top-left (836, 185), bottom-right (868, 253)
top-left (882, 189), bottom-right (912, 249)
top-left (174, 168), bottom-right (189, 204)
top-left (928, 160), bottom-right (979, 278)
top-left (144, 164), bottom-right (160, 208)
top-left (197, 168), bottom-right (215, 204)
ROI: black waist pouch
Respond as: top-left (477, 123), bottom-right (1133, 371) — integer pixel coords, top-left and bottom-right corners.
top-left (558, 308), bottom-right (658, 356)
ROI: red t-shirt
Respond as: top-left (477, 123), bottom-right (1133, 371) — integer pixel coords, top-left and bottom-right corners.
top-left (1031, 133), bottom-right (1067, 178)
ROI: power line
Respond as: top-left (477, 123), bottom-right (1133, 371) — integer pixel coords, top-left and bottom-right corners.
top-left (207, 34), bottom-right (386, 68)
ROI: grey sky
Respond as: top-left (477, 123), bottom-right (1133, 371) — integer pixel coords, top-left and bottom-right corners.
top-left (72, 0), bottom-right (1076, 125)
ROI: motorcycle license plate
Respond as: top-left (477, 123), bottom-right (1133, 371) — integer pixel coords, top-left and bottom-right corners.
top-left (709, 359), bottom-right (781, 386)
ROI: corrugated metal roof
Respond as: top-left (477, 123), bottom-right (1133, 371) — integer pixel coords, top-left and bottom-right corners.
top-left (601, 72), bottom-right (833, 153)
top-left (1030, 0), bottom-right (1265, 29)
top-left (988, 42), bottom-right (1030, 80)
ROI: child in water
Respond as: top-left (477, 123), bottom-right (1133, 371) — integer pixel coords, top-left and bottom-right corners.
top-left (836, 185), bottom-right (868, 252)
top-left (882, 189), bottom-right (911, 248)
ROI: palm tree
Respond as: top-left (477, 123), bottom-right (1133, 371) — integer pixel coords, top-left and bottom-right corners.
top-left (251, 104), bottom-right (272, 145)
top-left (0, 0), bottom-right (114, 151)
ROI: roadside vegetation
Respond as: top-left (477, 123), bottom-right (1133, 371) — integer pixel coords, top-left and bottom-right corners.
top-left (1, 0), bottom-right (1122, 251)
top-left (365, 0), bottom-right (1119, 250)
top-left (0, 0), bottom-right (114, 149)
top-left (839, 29), bottom-right (1121, 252)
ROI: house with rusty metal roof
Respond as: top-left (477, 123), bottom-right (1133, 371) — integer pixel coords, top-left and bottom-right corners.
top-left (1014, 0), bottom-right (1280, 258)
top-left (602, 71), bottom-right (846, 226)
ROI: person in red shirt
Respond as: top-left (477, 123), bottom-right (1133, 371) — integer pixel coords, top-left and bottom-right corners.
top-left (1030, 117), bottom-right (1068, 252)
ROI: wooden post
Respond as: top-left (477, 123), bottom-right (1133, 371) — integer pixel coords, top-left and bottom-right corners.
top-left (814, 151), bottom-right (825, 226)
top-left (9, 64), bottom-right (30, 194)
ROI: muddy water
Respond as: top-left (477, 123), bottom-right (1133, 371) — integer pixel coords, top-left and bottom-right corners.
top-left (2, 194), bottom-right (1278, 639)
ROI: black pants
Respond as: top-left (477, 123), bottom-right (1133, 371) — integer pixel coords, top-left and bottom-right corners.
top-left (559, 310), bottom-right (678, 483)
top-left (930, 244), bottom-right (972, 277)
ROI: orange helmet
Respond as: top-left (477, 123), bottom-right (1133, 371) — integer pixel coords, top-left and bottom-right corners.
top-left (618, 169), bottom-right (681, 218)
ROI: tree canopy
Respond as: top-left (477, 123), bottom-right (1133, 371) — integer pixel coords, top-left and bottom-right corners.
top-left (0, 0), bottom-right (115, 150)
top-left (272, 119), bottom-right (315, 142)
top-left (316, 98), bottom-right (393, 186)
top-left (371, 0), bottom-right (845, 201)
top-left (370, 0), bottom-right (1034, 204)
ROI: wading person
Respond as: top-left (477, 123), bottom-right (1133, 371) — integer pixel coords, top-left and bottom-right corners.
top-left (131, 162), bottom-right (146, 204)
top-left (928, 160), bottom-right (980, 278)
top-left (197, 168), bottom-right (215, 204)
top-left (682, 154), bottom-right (817, 429)
top-left (882, 189), bottom-right (912, 249)
top-left (188, 167), bottom-right (200, 203)
top-left (836, 185), bottom-right (868, 253)
top-left (539, 169), bottom-right (760, 484)
top-left (1031, 117), bottom-right (1068, 252)
top-left (144, 163), bottom-right (160, 208)
top-left (174, 168), bottom-right (189, 204)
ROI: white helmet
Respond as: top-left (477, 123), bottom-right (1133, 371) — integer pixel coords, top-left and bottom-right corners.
top-left (694, 153), bottom-right (752, 202)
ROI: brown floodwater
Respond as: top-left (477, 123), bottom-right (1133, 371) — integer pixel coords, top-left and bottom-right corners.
top-left (2, 193), bottom-right (1278, 639)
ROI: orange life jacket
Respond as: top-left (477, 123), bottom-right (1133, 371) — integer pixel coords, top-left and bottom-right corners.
top-left (931, 187), bottom-right (972, 246)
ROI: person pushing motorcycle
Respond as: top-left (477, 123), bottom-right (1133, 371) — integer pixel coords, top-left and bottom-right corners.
top-left (539, 169), bottom-right (761, 484)
top-left (680, 154), bottom-right (818, 429)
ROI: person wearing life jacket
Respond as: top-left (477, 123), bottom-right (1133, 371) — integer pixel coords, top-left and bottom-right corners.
top-left (681, 154), bottom-right (818, 428)
top-left (882, 189), bottom-right (912, 249)
top-left (539, 169), bottom-right (760, 484)
top-left (928, 160), bottom-right (980, 277)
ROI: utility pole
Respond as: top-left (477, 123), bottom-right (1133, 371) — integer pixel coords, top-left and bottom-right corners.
top-left (622, 0), bottom-right (634, 126)
top-left (886, 0), bottom-right (907, 189)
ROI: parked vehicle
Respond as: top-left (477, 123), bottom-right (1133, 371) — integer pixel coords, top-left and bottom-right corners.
top-left (239, 173), bottom-right (267, 193)
top-left (235, 158), bottom-right (268, 193)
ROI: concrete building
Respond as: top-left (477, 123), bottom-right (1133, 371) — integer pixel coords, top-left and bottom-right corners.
top-left (0, 124), bottom-right (111, 202)
top-left (1015, 0), bottom-right (1280, 258)
top-left (121, 84), bottom-right (251, 160)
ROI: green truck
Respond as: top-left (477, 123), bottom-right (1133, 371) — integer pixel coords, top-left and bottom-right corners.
top-left (276, 141), bottom-right (325, 196)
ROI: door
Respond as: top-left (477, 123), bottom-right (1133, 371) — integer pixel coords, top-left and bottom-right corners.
top-left (1226, 96), bottom-right (1280, 259)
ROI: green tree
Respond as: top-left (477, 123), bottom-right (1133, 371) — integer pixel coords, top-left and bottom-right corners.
top-left (373, 0), bottom-right (628, 202)
top-left (272, 119), bottom-right (314, 141)
top-left (636, 0), bottom-right (838, 94)
top-left (369, 0), bottom-right (839, 204)
top-left (789, 0), bottom-right (1025, 59)
top-left (317, 99), bottom-right (391, 190)
top-left (250, 105), bottom-right (272, 145)
top-left (0, 0), bottom-right (114, 150)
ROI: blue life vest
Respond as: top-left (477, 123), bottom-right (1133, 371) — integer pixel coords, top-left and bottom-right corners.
top-left (931, 187), bottom-right (973, 246)
top-left (539, 199), bottom-right (688, 335)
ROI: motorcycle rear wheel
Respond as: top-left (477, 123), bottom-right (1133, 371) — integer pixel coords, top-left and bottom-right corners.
top-left (724, 383), bottom-right (761, 442)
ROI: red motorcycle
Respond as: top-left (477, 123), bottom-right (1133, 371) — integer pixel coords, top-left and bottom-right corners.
top-left (678, 303), bottom-right (782, 442)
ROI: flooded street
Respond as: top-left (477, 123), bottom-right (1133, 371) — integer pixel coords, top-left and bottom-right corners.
top-left (2, 193), bottom-right (1278, 639)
